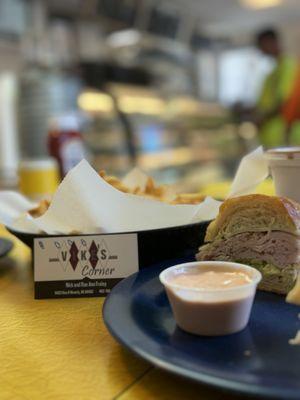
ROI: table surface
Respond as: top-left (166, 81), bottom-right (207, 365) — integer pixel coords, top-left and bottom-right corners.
top-left (2, 179), bottom-right (275, 400)
top-left (0, 228), bottom-right (248, 400)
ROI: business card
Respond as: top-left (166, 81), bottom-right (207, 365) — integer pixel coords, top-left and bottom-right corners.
top-left (34, 233), bottom-right (139, 299)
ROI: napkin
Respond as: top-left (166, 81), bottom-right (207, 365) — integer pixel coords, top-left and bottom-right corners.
top-left (122, 167), bottom-right (149, 191)
top-left (0, 161), bottom-right (221, 234)
top-left (0, 191), bottom-right (40, 233)
top-left (227, 146), bottom-right (269, 198)
top-left (0, 147), bottom-right (270, 235)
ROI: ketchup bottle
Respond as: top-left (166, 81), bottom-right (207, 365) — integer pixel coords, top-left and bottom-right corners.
top-left (48, 113), bottom-right (86, 178)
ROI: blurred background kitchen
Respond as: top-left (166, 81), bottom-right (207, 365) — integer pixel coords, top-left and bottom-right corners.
top-left (1, 0), bottom-right (300, 197)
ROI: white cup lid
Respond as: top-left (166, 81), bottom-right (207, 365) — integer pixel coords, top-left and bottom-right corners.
top-left (266, 147), bottom-right (300, 159)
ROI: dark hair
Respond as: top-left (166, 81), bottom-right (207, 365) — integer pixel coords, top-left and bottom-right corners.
top-left (256, 28), bottom-right (279, 45)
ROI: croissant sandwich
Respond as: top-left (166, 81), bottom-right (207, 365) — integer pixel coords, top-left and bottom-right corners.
top-left (197, 194), bottom-right (300, 295)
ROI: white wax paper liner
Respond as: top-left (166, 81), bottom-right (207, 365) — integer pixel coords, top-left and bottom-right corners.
top-left (0, 147), bottom-right (270, 234)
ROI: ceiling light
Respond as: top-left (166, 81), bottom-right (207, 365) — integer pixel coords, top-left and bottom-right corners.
top-left (78, 92), bottom-right (113, 113)
top-left (106, 30), bottom-right (141, 48)
top-left (240, 0), bottom-right (282, 9)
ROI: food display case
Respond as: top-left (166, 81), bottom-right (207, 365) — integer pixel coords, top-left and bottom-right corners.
top-left (78, 83), bottom-right (256, 192)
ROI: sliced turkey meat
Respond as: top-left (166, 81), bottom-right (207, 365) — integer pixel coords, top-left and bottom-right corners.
top-left (197, 231), bottom-right (300, 269)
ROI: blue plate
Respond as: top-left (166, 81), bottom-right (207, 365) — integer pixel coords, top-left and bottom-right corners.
top-left (103, 256), bottom-right (300, 399)
top-left (0, 238), bottom-right (13, 258)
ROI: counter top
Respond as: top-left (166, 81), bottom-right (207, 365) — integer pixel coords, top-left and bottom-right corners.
top-left (0, 224), bottom-right (246, 399)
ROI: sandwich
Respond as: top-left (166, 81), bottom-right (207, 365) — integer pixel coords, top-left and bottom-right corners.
top-left (197, 194), bottom-right (300, 295)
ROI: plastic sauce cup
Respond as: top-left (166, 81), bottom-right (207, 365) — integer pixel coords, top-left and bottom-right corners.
top-left (159, 261), bottom-right (261, 336)
top-left (265, 147), bottom-right (300, 202)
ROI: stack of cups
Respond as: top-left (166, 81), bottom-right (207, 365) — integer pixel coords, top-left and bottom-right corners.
top-left (266, 147), bottom-right (300, 203)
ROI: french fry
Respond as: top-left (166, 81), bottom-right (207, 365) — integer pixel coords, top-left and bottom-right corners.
top-left (28, 170), bottom-right (205, 218)
top-left (171, 193), bottom-right (205, 205)
top-left (28, 199), bottom-right (51, 218)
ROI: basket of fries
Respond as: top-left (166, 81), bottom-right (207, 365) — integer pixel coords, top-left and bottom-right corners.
top-left (1, 160), bottom-right (220, 267)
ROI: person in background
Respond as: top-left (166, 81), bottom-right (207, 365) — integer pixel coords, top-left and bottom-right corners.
top-left (233, 28), bottom-right (298, 148)
top-left (281, 62), bottom-right (300, 144)
top-left (255, 28), bottom-right (298, 147)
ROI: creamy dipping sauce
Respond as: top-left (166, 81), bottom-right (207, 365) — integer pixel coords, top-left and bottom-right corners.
top-left (160, 261), bottom-right (261, 336)
top-left (170, 267), bottom-right (252, 290)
